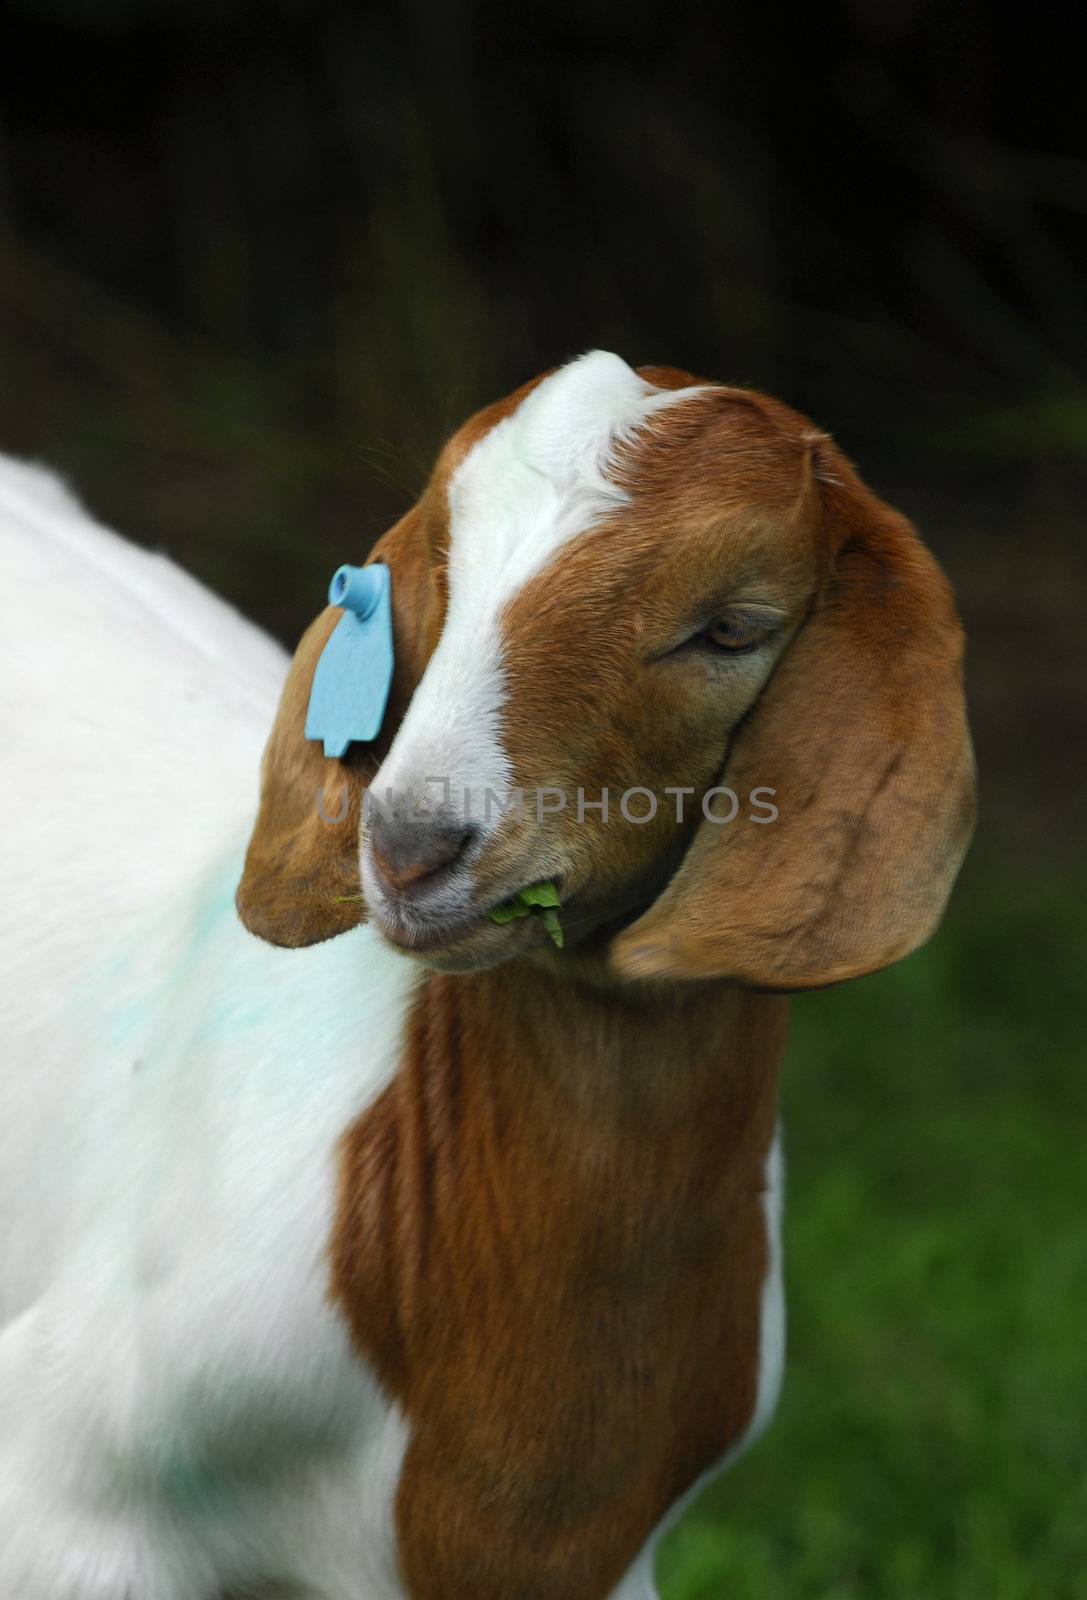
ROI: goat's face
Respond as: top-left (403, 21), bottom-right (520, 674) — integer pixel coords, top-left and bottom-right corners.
top-left (356, 357), bottom-right (817, 972)
top-left (238, 353), bottom-right (975, 990)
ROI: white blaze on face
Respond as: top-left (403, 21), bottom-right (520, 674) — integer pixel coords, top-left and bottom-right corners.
top-left (370, 351), bottom-right (704, 827)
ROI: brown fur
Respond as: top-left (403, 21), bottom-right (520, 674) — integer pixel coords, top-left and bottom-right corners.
top-left (332, 970), bottom-right (785, 1599)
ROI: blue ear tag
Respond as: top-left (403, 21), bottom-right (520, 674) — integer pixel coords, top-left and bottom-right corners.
top-left (304, 564), bottom-right (394, 758)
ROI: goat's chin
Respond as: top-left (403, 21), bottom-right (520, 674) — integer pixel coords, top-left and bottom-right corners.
top-left (371, 909), bottom-right (539, 974)
top-left (410, 943), bottom-right (513, 975)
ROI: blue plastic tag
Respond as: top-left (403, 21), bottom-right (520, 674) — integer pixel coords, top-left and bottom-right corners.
top-left (304, 564), bottom-right (394, 758)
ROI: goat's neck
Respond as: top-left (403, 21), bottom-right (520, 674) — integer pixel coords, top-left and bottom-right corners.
top-left (445, 957), bottom-right (785, 1140)
top-left (331, 964), bottom-right (785, 1596)
top-left (355, 961), bottom-right (785, 1237)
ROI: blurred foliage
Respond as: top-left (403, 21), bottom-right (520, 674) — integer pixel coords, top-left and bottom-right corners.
top-left (1, 4), bottom-right (1084, 1592)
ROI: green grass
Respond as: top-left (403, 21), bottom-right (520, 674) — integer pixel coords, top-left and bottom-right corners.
top-left (659, 864), bottom-right (1086, 1599)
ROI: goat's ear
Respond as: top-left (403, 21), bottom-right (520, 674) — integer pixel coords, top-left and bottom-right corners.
top-left (612, 458), bottom-right (976, 990)
top-left (236, 505), bottom-right (441, 947)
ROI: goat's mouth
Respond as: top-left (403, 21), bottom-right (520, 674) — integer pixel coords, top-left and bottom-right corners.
top-left (362, 837), bottom-right (659, 973)
top-left (367, 872), bottom-right (567, 969)
top-left (372, 879), bottom-right (645, 975)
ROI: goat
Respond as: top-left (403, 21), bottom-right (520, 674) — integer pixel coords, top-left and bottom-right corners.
top-left (0, 352), bottom-right (975, 1599)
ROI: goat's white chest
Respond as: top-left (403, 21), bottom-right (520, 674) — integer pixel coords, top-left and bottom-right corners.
top-left (0, 871), bottom-right (418, 1598)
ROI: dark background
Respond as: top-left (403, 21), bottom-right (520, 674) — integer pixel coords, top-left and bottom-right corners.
top-left (1, 4), bottom-right (1082, 1595)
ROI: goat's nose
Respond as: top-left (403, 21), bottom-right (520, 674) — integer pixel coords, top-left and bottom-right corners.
top-left (369, 811), bottom-right (475, 894)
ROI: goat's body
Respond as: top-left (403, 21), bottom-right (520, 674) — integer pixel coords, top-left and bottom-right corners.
top-left (0, 459), bottom-right (421, 1597)
top-left (0, 456), bottom-right (782, 1598)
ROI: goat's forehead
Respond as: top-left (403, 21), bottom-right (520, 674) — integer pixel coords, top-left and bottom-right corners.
top-left (443, 351), bottom-right (705, 614)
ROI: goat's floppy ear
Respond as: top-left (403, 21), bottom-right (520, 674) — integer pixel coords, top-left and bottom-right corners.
top-left (236, 505), bottom-right (440, 947)
top-left (612, 457), bottom-right (976, 990)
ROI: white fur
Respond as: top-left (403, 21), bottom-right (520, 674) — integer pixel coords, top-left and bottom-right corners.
top-left (369, 352), bottom-right (704, 830)
top-left (748, 1129), bottom-right (787, 1447)
top-left (0, 458), bottom-right (414, 1598)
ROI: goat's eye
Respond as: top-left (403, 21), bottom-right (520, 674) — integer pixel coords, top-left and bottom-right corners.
top-left (697, 614), bottom-right (772, 654)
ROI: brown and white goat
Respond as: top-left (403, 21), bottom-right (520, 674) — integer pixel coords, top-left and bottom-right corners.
top-left (0, 352), bottom-right (974, 1599)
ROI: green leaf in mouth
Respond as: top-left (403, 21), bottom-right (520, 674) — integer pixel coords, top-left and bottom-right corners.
top-left (486, 881), bottom-right (564, 947)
